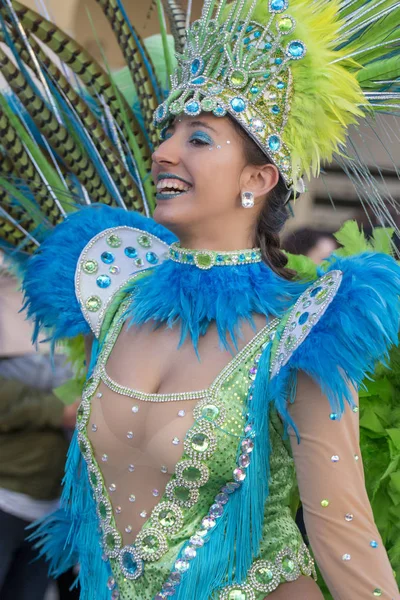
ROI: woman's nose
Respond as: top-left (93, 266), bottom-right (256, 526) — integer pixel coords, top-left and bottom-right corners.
top-left (152, 137), bottom-right (180, 167)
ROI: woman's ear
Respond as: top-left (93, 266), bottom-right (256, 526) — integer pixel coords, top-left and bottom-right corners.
top-left (239, 164), bottom-right (279, 200)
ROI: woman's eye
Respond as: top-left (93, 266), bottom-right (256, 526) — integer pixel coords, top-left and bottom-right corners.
top-left (189, 132), bottom-right (213, 146)
top-left (189, 138), bottom-right (209, 146)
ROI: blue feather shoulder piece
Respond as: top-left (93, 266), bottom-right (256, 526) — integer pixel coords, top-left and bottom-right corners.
top-left (270, 252), bottom-right (400, 419)
top-left (22, 205), bottom-right (176, 344)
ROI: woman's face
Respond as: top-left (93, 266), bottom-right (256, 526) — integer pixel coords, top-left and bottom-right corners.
top-left (151, 113), bottom-right (249, 233)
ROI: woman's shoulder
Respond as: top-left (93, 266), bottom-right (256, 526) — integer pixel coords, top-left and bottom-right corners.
top-left (270, 252), bottom-right (400, 412)
top-left (22, 205), bottom-right (176, 344)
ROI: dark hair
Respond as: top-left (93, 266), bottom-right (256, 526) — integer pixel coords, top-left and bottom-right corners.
top-left (229, 117), bottom-right (294, 280)
top-left (282, 228), bottom-right (337, 256)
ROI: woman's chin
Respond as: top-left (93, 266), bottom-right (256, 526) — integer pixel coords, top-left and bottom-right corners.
top-left (153, 195), bottom-right (195, 228)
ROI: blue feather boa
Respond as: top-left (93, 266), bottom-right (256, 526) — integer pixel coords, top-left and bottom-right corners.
top-left (127, 260), bottom-right (306, 351)
top-left (22, 205), bottom-right (176, 344)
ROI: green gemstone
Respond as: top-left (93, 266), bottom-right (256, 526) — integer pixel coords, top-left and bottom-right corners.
top-left (106, 532), bottom-right (116, 550)
top-left (227, 590), bottom-right (247, 600)
top-left (201, 404), bottom-right (220, 421)
top-left (373, 590), bottom-right (382, 597)
top-left (230, 70), bottom-right (246, 87)
top-left (137, 235), bottom-right (152, 248)
top-left (142, 534), bottom-right (159, 553)
top-left (83, 259), bottom-right (98, 275)
top-left (135, 258), bottom-right (144, 268)
top-left (99, 501), bottom-right (108, 520)
top-left (278, 16), bottom-right (294, 33)
top-left (79, 439), bottom-right (87, 453)
top-left (183, 466), bottom-right (202, 482)
top-left (90, 471), bottom-right (98, 486)
top-left (201, 97), bottom-right (217, 111)
top-left (255, 566), bottom-right (274, 584)
top-left (282, 557), bottom-right (295, 573)
top-left (196, 253), bottom-right (213, 268)
top-left (170, 100), bottom-right (184, 114)
top-left (174, 486), bottom-right (191, 502)
top-left (85, 295), bottom-right (102, 312)
top-left (191, 433), bottom-right (210, 452)
top-left (77, 405), bottom-right (84, 423)
top-left (158, 509), bottom-right (177, 528)
top-left (107, 234), bottom-right (122, 248)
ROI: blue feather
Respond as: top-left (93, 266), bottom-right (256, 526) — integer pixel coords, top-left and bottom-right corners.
top-left (22, 205), bottom-right (176, 344)
top-left (128, 260), bottom-right (306, 352)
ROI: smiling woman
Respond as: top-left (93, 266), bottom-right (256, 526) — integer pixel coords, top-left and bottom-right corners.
top-left (2, 0), bottom-right (400, 600)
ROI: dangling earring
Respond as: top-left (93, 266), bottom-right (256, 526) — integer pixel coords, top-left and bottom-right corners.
top-left (241, 191), bottom-right (254, 208)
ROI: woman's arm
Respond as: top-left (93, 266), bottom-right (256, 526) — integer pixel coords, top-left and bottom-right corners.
top-left (289, 371), bottom-right (399, 600)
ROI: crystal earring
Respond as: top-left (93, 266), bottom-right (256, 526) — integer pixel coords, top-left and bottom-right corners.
top-left (241, 191), bottom-right (254, 208)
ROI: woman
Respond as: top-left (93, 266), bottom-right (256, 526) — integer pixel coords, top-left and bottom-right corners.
top-left (1, 0), bottom-right (399, 599)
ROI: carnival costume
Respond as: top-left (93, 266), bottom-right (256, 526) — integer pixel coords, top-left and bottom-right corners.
top-left (0, 0), bottom-right (399, 599)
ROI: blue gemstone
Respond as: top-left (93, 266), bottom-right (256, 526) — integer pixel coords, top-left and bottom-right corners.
top-left (216, 255), bottom-right (224, 264)
top-left (268, 135), bottom-right (281, 152)
top-left (275, 57), bottom-right (283, 65)
top-left (246, 25), bottom-right (253, 33)
top-left (243, 37), bottom-right (250, 45)
top-left (251, 251), bottom-right (258, 260)
top-left (250, 86), bottom-right (259, 94)
top-left (124, 247), bottom-right (137, 259)
top-left (156, 105), bottom-right (165, 120)
top-left (239, 254), bottom-right (246, 261)
top-left (237, 24), bottom-right (243, 31)
top-left (214, 106), bottom-right (226, 116)
top-left (254, 31), bottom-right (261, 38)
top-left (370, 541), bottom-right (378, 548)
top-left (122, 552), bottom-right (138, 576)
top-left (288, 41), bottom-right (306, 58)
top-left (101, 251), bottom-right (114, 264)
top-left (330, 413), bottom-right (338, 421)
top-left (190, 58), bottom-right (204, 76)
top-left (276, 81), bottom-right (286, 89)
top-left (146, 251), bottom-right (159, 265)
top-left (231, 97), bottom-right (246, 113)
top-left (264, 71), bottom-right (271, 79)
top-left (191, 76), bottom-right (206, 85)
top-left (270, 0), bottom-right (288, 12)
top-left (96, 274), bottom-right (111, 288)
top-left (186, 101), bottom-right (200, 114)
top-left (264, 42), bottom-right (272, 50)
top-left (299, 312), bottom-right (309, 325)
top-left (271, 105), bottom-right (281, 114)
top-left (174, 250), bottom-right (180, 259)
top-left (310, 286), bottom-right (322, 297)
top-left (186, 254), bottom-right (194, 263)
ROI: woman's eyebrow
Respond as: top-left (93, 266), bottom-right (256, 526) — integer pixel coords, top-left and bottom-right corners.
top-left (187, 120), bottom-right (217, 133)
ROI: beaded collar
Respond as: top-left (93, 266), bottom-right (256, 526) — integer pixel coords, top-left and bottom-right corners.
top-left (168, 242), bottom-right (262, 270)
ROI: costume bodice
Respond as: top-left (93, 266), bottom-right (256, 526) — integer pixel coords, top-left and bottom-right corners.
top-left (78, 298), bottom-right (303, 599)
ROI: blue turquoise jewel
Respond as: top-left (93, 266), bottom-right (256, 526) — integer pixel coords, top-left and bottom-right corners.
top-left (270, 0), bottom-right (288, 12)
top-left (174, 250), bottom-right (180, 259)
top-left (370, 541), bottom-right (378, 548)
top-left (101, 251), bottom-right (114, 264)
top-left (237, 24), bottom-right (243, 31)
top-left (288, 41), bottom-right (306, 58)
top-left (268, 135), bottom-right (281, 152)
top-left (299, 312), bottom-right (309, 325)
top-left (186, 254), bottom-right (194, 263)
top-left (264, 71), bottom-right (271, 79)
top-left (122, 552), bottom-right (138, 576)
top-left (310, 286), bottom-right (322, 297)
top-left (185, 101), bottom-right (200, 114)
top-left (191, 76), bottom-right (206, 85)
top-left (216, 255), bottom-right (224, 264)
top-left (190, 58), bottom-right (204, 76)
top-left (230, 97), bottom-right (246, 113)
top-left (239, 253), bottom-right (246, 262)
top-left (250, 86), bottom-right (259, 94)
top-left (156, 105), bottom-right (165, 120)
top-left (251, 251), bottom-right (258, 260)
top-left (254, 31), bottom-right (261, 38)
top-left (96, 274), bottom-right (111, 288)
top-left (271, 105), bottom-right (281, 115)
top-left (275, 57), bottom-right (283, 65)
top-left (246, 25), bottom-right (253, 33)
top-left (213, 106), bottom-right (226, 117)
top-left (243, 37), bottom-right (251, 45)
top-left (276, 81), bottom-right (286, 89)
top-left (146, 252), bottom-right (159, 265)
top-left (124, 247), bottom-right (137, 259)
top-left (264, 42), bottom-right (272, 50)
top-left (330, 413), bottom-right (338, 421)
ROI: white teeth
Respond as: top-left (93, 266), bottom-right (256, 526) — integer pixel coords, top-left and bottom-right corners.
top-left (157, 178), bottom-right (192, 193)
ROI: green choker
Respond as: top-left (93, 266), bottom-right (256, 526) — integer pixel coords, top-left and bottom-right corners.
top-left (168, 243), bottom-right (263, 270)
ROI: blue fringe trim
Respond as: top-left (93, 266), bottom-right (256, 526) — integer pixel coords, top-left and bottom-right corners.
top-left (22, 205), bottom-right (176, 345)
top-left (29, 432), bottom-right (111, 600)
